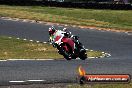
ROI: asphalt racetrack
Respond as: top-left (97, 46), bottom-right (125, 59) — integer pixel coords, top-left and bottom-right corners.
top-left (0, 18), bottom-right (132, 85)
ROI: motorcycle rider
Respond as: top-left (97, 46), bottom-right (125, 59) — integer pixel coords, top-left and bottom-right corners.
top-left (48, 26), bottom-right (84, 52)
top-left (49, 26), bottom-right (68, 47)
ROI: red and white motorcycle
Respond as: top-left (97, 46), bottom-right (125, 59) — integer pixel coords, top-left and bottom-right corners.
top-left (49, 29), bottom-right (87, 60)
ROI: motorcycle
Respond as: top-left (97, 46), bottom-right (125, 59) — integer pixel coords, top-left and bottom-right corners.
top-left (50, 31), bottom-right (87, 60)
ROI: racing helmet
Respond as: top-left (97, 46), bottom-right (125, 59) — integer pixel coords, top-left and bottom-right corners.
top-left (49, 26), bottom-right (56, 35)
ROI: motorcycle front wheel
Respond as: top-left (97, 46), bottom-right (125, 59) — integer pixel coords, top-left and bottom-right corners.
top-left (61, 43), bottom-right (73, 60)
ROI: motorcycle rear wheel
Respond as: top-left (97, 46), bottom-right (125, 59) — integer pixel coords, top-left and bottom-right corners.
top-left (79, 49), bottom-right (87, 60)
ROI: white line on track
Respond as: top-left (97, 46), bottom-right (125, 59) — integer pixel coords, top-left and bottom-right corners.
top-left (90, 50), bottom-right (93, 51)
top-left (8, 59), bottom-right (34, 61)
top-left (7, 59), bottom-right (54, 61)
top-left (64, 24), bottom-right (68, 26)
top-left (27, 80), bottom-right (46, 82)
top-left (86, 49), bottom-right (89, 50)
top-left (30, 21), bottom-right (36, 23)
top-left (22, 19), bottom-right (28, 22)
top-left (38, 21), bottom-right (43, 24)
top-left (3, 18), bottom-right (12, 21)
top-left (9, 81), bottom-right (26, 83)
top-left (8, 37), bottom-right (12, 39)
top-left (9, 80), bottom-right (46, 83)
top-left (29, 40), bottom-right (33, 42)
top-left (72, 25), bottom-right (76, 27)
top-left (36, 41), bottom-right (40, 43)
top-left (43, 42), bottom-right (47, 44)
top-left (16, 38), bottom-right (20, 40)
top-left (23, 39), bottom-right (27, 41)
top-left (6, 59), bottom-right (54, 61)
top-left (102, 52), bottom-right (105, 53)
top-left (12, 18), bottom-right (19, 21)
top-left (35, 59), bottom-right (54, 60)
top-left (0, 60), bottom-right (7, 61)
top-left (88, 57), bottom-right (95, 59)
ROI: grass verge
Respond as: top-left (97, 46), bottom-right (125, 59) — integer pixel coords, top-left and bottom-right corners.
top-left (0, 36), bottom-right (103, 59)
top-left (67, 83), bottom-right (132, 88)
top-left (0, 5), bottom-right (132, 31)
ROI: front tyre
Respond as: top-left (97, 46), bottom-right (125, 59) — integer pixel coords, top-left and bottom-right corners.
top-left (61, 43), bottom-right (73, 60)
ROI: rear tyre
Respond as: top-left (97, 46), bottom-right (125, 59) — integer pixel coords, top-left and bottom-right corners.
top-left (79, 49), bottom-right (87, 60)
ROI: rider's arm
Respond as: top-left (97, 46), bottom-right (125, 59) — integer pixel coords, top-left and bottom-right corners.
top-left (49, 35), bottom-right (54, 43)
top-left (49, 35), bottom-right (58, 47)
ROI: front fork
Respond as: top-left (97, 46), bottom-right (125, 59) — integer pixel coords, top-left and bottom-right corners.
top-left (57, 45), bottom-right (63, 55)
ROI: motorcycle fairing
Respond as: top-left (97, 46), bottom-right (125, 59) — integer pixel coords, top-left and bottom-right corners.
top-left (55, 36), bottom-right (61, 42)
top-left (61, 37), bottom-right (75, 51)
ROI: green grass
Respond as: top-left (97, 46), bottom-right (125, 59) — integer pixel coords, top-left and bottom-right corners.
top-left (0, 5), bottom-right (132, 30)
top-left (0, 36), bottom-right (102, 59)
top-left (0, 36), bottom-right (63, 59)
top-left (67, 83), bottom-right (132, 88)
top-left (88, 50), bottom-right (103, 58)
